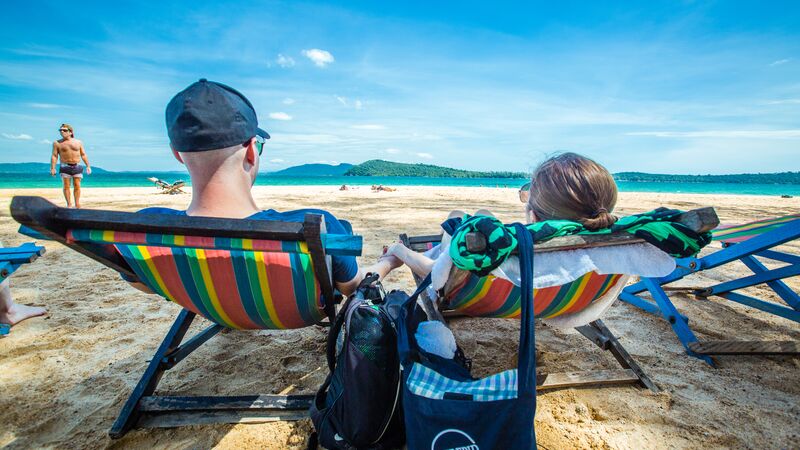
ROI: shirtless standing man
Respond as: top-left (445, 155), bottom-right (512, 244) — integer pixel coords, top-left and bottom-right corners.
top-left (50, 123), bottom-right (91, 208)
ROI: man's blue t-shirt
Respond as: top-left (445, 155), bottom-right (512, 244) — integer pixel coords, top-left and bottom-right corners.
top-left (138, 207), bottom-right (359, 283)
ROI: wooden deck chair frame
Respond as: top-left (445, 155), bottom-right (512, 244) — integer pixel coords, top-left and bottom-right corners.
top-left (619, 216), bottom-right (800, 365)
top-left (399, 207), bottom-right (718, 393)
top-left (0, 242), bottom-right (46, 336)
top-left (10, 196), bottom-right (360, 438)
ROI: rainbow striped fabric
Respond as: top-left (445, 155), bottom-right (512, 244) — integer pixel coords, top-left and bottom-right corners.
top-left (67, 229), bottom-right (324, 329)
top-left (712, 214), bottom-right (800, 244)
top-left (445, 272), bottom-right (624, 319)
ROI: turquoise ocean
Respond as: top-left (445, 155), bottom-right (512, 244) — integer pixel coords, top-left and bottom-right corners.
top-left (2, 172), bottom-right (799, 196)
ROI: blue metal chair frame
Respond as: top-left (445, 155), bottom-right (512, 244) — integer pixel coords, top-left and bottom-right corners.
top-left (620, 219), bottom-right (800, 365)
top-left (0, 242), bottom-right (46, 336)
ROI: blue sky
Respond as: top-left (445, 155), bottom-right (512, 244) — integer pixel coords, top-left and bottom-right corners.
top-left (0, 1), bottom-right (798, 173)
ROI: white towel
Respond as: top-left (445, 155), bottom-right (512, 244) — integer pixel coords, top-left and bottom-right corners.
top-left (494, 242), bottom-right (675, 289)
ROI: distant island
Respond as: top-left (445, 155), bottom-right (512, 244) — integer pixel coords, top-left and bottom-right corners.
top-left (1, 162), bottom-right (798, 185)
top-left (269, 163), bottom-right (353, 177)
top-left (344, 159), bottom-right (527, 178)
top-left (614, 171), bottom-right (800, 185)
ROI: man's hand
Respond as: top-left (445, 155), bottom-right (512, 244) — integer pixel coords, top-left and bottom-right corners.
top-left (378, 253), bottom-right (404, 271)
top-left (50, 167), bottom-right (56, 176)
top-left (85, 166), bottom-right (92, 175)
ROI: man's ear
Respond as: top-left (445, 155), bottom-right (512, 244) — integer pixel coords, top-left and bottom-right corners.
top-left (171, 147), bottom-right (184, 164)
top-left (244, 138), bottom-right (257, 166)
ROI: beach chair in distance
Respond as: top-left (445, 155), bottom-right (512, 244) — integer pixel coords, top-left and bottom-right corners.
top-left (399, 207), bottom-right (719, 393)
top-left (0, 242), bottom-right (46, 336)
top-left (10, 195), bottom-right (361, 438)
top-left (620, 214), bottom-right (800, 365)
top-left (148, 177), bottom-right (187, 194)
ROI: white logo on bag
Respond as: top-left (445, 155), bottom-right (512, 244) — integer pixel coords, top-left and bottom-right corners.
top-left (431, 429), bottom-right (480, 450)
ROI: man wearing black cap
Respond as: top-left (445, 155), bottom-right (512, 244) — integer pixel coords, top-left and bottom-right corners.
top-left (135, 79), bottom-right (399, 295)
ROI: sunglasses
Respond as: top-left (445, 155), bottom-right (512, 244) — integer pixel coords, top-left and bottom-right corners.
top-left (59, 129), bottom-right (70, 132)
top-left (518, 181), bottom-right (531, 203)
top-left (254, 135), bottom-right (266, 156)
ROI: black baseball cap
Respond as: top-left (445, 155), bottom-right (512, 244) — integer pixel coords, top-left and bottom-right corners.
top-left (165, 78), bottom-right (270, 152)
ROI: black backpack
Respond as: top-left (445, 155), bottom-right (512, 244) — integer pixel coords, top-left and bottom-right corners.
top-left (309, 274), bottom-right (407, 450)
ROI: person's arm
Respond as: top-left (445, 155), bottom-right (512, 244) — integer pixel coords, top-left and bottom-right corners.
top-left (79, 141), bottom-right (91, 174)
top-left (50, 143), bottom-right (58, 176)
top-left (335, 254), bottom-right (402, 296)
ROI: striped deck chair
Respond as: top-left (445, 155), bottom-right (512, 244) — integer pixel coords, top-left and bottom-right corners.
top-left (620, 214), bottom-right (800, 365)
top-left (0, 242), bottom-right (46, 336)
top-left (401, 207), bottom-right (717, 392)
top-left (11, 196), bottom-right (361, 438)
top-left (399, 238), bottom-right (657, 392)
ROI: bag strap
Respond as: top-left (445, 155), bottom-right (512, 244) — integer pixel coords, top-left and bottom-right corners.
top-left (325, 295), bottom-right (353, 372)
top-left (512, 222), bottom-right (536, 395)
top-left (397, 274), bottom-right (433, 364)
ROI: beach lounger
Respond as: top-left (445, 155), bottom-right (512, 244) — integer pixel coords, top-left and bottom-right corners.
top-left (398, 207), bottom-right (719, 393)
top-left (619, 214), bottom-right (800, 365)
top-left (0, 242), bottom-right (46, 337)
top-left (10, 196), bottom-right (361, 438)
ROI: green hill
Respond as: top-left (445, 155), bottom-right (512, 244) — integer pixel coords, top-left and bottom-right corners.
top-left (614, 171), bottom-right (800, 184)
top-left (268, 163), bottom-right (353, 177)
top-left (0, 162), bottom-right (110, 173)
top-left (344, 159), bottom-right (527, 178)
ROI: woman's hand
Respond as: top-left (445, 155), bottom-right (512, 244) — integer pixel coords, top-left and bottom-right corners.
top-left (383, 242), bottom-right (406, 258)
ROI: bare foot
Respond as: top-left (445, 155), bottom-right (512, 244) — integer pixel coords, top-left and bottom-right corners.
top-left (0, 303), bottom-right (47, 326)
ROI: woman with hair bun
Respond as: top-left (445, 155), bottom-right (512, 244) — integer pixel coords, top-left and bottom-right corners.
top-left (525, 152), bottom-right (618, 230)
top-left (380, 152), bottom-right (619, 278)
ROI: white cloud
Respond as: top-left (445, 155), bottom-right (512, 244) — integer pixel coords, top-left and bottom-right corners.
top-left (282, 98), bottom-right (296, 105)
top-left (276, 53), bottom-right (295, 68)
top-left (269, 158), bottom-right (285, 163)
top-left (268, 112), bottom-right (292, 121)
top-left (302, 48), bottom-right (335, 67)
top-left (386, 148), bottom-right (401, 154)
top-left (767, 99), bottom-right (800, 105)
top-left (2, 133), bottom-right (33, 140)
top-left (770, 58), bottom-right (791, 66)
top-left (314, 160), bottom-right (339, 165)
top-left (626, 130), bottom-right (800, 139)
top-left (335, 96), bottom-right (365, 109)
top-left (350, 124), bottom-right (386, 130)
top-left (416, 152), bottom-right (434, 159)
top-left (39, 139), bottom-right (51, 144)
top-left (27, 103), bottom-right (61, 109)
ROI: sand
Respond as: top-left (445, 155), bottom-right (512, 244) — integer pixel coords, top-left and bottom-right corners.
top-left (1, 186), bottom-right (798, 449)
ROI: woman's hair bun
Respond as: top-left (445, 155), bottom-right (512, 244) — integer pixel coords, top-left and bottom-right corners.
top-left (581, 211), bottom-right (618, 231)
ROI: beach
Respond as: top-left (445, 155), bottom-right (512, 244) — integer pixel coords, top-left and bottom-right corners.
top-left (1, 186), bottom-right (798, 449)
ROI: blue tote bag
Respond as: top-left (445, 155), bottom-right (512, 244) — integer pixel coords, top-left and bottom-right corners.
top-left (397, 223), bottom-right (536, 450)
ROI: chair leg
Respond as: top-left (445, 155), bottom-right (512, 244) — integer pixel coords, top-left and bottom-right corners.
top-left (737, 255), bottom-right (800, 311)
top-left (109, 309), bottom-right (196, 439)
top-left (641, 278), bottom-right (715, 366)
top-left (576, 320), bottom-right (660, 393)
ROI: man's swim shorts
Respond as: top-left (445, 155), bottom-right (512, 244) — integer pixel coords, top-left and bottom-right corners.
top-left (60, 163), bottom-right (84, 179)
